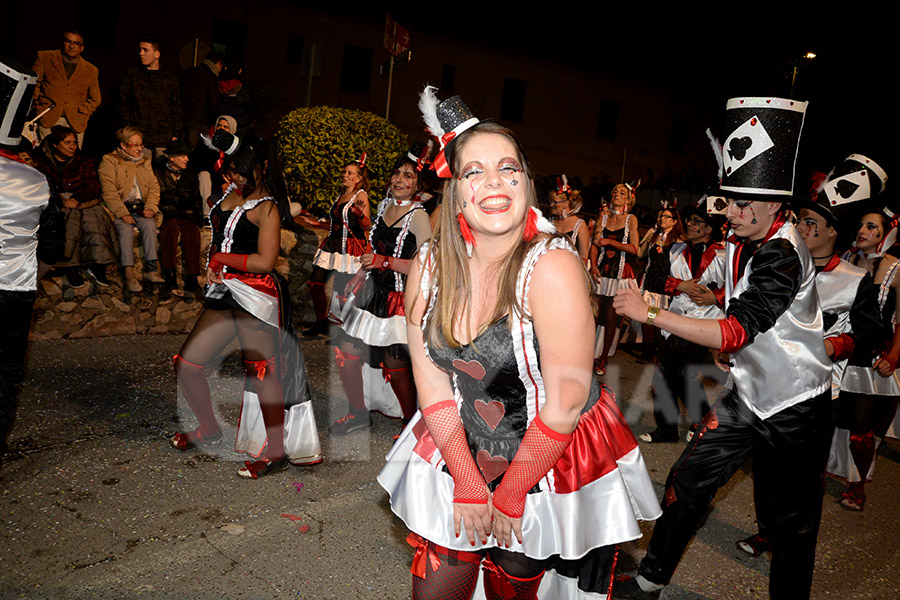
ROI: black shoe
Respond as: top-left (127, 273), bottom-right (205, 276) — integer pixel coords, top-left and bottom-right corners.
top-left (613, 576), bottom-right (663, 600)
top-left (736, 533), bottom-right (770, 557)
top-left (183, 277), bottom-right (201, 293)
top-left (87, 264), bottom-right (111, 287)
top-left (302, 320), bottom-right (329, 339)
top-left (328, 412), bottom-right (372, 436)
top-left (638, 429), bottom-right (679, 443)
top-left (64, 268), bottom-right (86, 288)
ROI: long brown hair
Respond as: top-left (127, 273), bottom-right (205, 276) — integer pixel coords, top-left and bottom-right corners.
top-left (414, 123), bottom-right (564, 349)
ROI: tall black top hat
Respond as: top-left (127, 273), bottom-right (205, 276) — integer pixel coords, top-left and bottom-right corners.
top-left (419, 86), bottom-right (482, 178)
top-left (709, 97), bottom-right (808, 202)
top-left (0, 58), bottom-right (38, 148)
top-left (795, 154), bottom-right (887, 228)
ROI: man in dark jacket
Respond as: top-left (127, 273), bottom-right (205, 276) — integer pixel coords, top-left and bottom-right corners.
top-left (118, 36), bottom-right (182, 158)
top-left (154, 139), bottom-right (203, 299)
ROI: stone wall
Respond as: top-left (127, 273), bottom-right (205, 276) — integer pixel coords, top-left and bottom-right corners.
top-left (30, 226), bottom-right (320, 341)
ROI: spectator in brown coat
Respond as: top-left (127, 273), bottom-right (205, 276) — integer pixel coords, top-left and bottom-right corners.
top-left (32, 30), bottom-right (101, 146)
top-left (98, 126), bottom-right (164, 293)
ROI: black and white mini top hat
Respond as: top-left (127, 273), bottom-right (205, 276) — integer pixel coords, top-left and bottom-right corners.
top-left (708, 97), bottom-right (808, 201)
top-left (419, 86), bottom-right (482, 178)
top-left (0, 58), bottom-right (38, 148)
top-left (202, 129), bottom-right (241, 156)
top-left (407, 140), bottom-right (433, 172)
top-left (797, 154), bottom-right (887, 228)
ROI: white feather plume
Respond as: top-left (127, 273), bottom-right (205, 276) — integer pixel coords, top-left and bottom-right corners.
top-left (816, 167), bottom-right (835, 195)
top-left (561, 174), bottom-right (568, 189)
top-left (419, 85), bottom-right (444, 139)
top-left (200, 133), bottom-right (217, 152)
top-left (533, 207), bottom-right (557, 235)
top-left (706, 128), bottom-right (723, 183)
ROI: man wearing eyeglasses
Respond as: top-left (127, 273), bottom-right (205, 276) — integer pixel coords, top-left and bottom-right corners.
top-left (32, 30), bottom-right (101, 147)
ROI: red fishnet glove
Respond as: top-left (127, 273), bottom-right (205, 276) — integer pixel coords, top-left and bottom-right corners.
top-left (421, 400), bottom-right (489, 504)
top-left (492, 413), bottom-right (573, 518)
top-left (209, 252), bottom-right (249, 273)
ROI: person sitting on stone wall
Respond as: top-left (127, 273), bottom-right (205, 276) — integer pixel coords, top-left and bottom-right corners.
top-left (33, 125), bottom-right (116, 288)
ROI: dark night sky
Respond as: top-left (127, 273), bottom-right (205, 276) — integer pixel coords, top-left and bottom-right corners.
top-left (385, 7), bottom-right (896, 179)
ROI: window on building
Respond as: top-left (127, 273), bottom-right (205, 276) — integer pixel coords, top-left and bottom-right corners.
top-left (340, 45), bottom-right (373, 94)
top-left (596, 99), bottom-right (620, 140)
top-left (500, 78), bottom-right (527, 122)
top-left (211, 18), bottom-right (247, 63)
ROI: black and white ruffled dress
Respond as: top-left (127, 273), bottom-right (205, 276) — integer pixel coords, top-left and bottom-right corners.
top-left (339, 199), bottom-right (425, 416)
top-left (378, 237), bottom-right (660, 598)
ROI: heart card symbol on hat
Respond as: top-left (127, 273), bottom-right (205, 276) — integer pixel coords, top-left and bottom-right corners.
top-left (722, 115), bottom-right (774, 176)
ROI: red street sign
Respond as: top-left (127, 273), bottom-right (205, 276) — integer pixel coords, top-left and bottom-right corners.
top-left (384, 13), bottom-right (410, 56)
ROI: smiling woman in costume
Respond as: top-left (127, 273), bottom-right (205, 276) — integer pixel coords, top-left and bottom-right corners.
top-left (327, 143), bottom-right (433, 435)
top-left (589, 181), bottom-right (640, 375)
top-left (303, 156), bottom-right (372, 337)
top-left (377, 87), bottom-right (659, 600)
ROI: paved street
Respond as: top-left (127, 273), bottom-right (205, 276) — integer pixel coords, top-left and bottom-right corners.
top-left (1, 334), bottom-right (898, 599)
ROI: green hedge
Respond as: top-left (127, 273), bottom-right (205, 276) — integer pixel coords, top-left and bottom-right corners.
top-left (277, 107), bottom-right (408, 214)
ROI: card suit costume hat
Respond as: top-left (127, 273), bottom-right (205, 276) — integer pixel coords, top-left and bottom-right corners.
top-left (0, 58), bottom-right (38, 149)
top-left (796, 154), bottom-right (887, 229)
top-left (707, 97), bottom-right (808, 202)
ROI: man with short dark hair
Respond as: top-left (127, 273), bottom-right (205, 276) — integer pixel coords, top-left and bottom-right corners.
top-left (118, 36), bottom-right (182, 158)
top-left (32, 30), bottom-right (101, 147)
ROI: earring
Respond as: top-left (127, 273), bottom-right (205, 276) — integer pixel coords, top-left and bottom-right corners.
top-left (457, 212), bottom-right (476, 257)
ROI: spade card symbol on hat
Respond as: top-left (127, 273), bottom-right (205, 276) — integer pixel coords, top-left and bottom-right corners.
top-left (722, 115), bottom-right (775, 176)
top-left (824, 170), bottom-right (871, 207)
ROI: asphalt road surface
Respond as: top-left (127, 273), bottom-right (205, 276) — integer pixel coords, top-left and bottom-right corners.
top-left (1, 334), bottom-right (897, 599)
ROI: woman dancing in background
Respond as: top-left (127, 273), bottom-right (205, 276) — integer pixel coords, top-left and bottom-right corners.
top-left (589, 183), bottom-right (640, 375)
top-left (635, 205), bottom-right (684, 352)
top-left (379, 88), bottom-right (659, 599)
top-left (328, 147), bottom-right (433, 435)
top-left (549, 175), bottom-right (589, 264)
top-left (170, 133), bottom-right (321, 477)
top-left (830, 207), bottom-right (900, 510)
top-left (303, 157), bottom-right (371, 338)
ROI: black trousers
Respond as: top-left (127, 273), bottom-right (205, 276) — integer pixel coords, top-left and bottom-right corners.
top-left (0, 290), bottom-right (36, 459)
top-left (638, 387), bottom-right (833, 600)
top-left (650, 334), bottom-right (714, 438)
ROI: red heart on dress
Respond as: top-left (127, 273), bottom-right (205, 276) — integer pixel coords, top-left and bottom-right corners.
top-left (476, 450), bottom-right (509, 483)
top-left (474, 399), bottom-right (505, 430)
top-left (452, 358), bottom-right (486, 380)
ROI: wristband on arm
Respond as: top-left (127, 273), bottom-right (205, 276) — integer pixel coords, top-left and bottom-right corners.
top-left (421, 400), bottom-right (489, 504)
top-left (492, 413), bottom-right (573, 518)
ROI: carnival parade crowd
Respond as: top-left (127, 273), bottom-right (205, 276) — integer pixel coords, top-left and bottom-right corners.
top-left (1, 29), bottom-right (897, 600)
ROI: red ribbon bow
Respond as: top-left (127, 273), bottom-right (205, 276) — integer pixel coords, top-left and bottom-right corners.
top-left (407, 533), bottom-right (441, 579)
